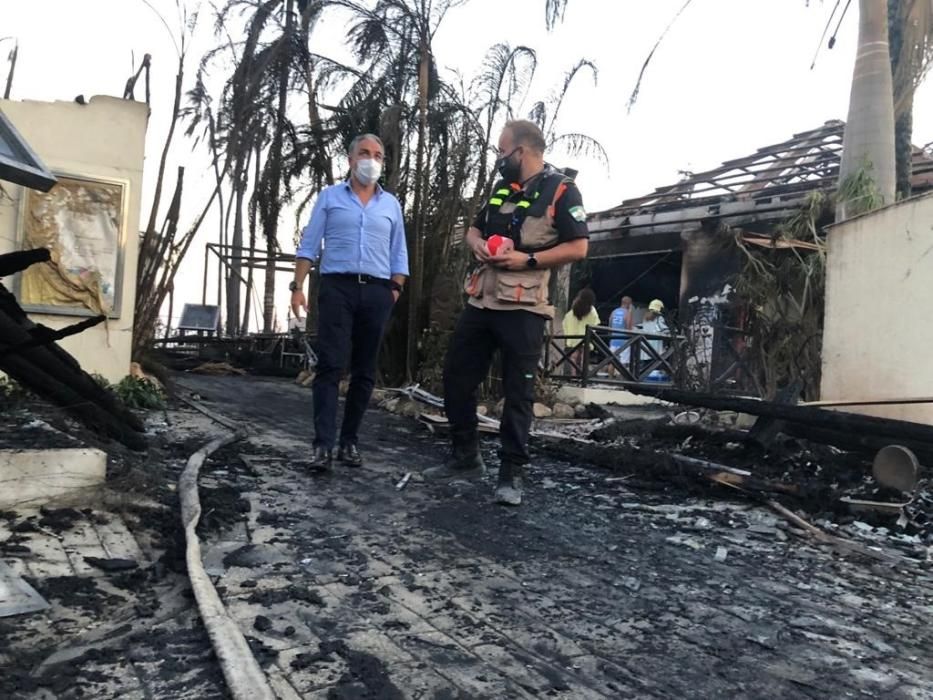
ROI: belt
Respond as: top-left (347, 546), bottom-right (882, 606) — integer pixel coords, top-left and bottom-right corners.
top-left (323, 273), bottom-right (392, 287)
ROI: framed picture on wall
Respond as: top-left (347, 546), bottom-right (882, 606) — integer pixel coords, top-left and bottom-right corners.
top-left (16, 173), bottom-right (129, 318)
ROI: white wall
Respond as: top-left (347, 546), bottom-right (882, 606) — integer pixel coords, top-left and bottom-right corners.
top-left (0, 96), bottom-right (148, 382)
top-left (821, 192), bottom-right (933, 424)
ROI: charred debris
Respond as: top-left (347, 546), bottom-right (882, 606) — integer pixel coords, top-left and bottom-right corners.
top-left (0, 249), bottom-right (146, 451)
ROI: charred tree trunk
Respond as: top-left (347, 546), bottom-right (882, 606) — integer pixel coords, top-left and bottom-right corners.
top-left (242, 145), bottom-right (262, 334)
top-left (889, 0), bottom-right (914, 199)
top-left (228, 153), bottom-right (247, 336)
top-left (261, 0), bottom-right (295, 334)
top-left (406, 37), bottom-right (430, 380)
top-left (133, 167), bottom-right (184, 359)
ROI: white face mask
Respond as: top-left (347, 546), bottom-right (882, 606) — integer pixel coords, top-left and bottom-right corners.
top-left (354, 158), bottom-right (382, 186)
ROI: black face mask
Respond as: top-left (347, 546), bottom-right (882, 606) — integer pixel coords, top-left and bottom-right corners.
top-left (495, 147), bottom-right (522, 183)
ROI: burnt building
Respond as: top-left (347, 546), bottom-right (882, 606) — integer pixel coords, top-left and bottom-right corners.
top-left (583, 120), bottom-right (933, 393)
top-left (588, 121), bottom-right (933, 312)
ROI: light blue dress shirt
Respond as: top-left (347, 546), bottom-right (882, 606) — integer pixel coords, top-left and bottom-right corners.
top-left (295, 181), bottom-right (409, 279)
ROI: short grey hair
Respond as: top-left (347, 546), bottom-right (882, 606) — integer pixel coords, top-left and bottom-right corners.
top-left (348, 133), bottom-right (384, 155)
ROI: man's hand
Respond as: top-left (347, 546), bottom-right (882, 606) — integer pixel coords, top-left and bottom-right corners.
top-left (392, 289), bottom-right (400, 304)
top-left (291, 290), bottom-right (307, 318)
top-left (470, 236), bottom-right (492, 263)
top-left (489, 249), bottom-right (528, 270)
top-left (472, 235), bottom-right (514, 263)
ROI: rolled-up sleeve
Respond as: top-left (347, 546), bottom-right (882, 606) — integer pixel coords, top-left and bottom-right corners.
top-left (389, 198), bottom-right (410, 277)
top-left (296, 189), bottom-right (328, 261)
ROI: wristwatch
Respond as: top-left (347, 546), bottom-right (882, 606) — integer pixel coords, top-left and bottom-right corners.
top-left (526, 253), bottom-right (538, 269)
top-left (289, 280), bottom-right (300, 292)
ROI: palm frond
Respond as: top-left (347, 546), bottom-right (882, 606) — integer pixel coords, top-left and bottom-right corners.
top-left (547, 132), bottom-right (609, 166)
top-left (627, 0), bottom-right (696, 113)
top-left (546, 58), bottom-right (597, 140)
top-left (527, 101), bottom-right (547, 129)
top-left (472, 43), bottom-right (537, 127)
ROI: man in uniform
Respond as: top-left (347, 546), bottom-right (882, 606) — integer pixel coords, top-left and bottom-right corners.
top-left (291, 133), bottom-right (409, 470)
top-left (424, 120), bottom-right (589, 505)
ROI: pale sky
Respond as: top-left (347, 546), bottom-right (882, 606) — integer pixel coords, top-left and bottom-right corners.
top-left (4, 0), bottom-right (932, 330)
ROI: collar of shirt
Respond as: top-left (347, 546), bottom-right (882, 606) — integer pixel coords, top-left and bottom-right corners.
top-left (342, 179), bottom-right (384, 198)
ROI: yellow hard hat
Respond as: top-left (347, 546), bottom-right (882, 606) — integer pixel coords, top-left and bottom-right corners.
top-left (648, 299), bottom-right (664, 313)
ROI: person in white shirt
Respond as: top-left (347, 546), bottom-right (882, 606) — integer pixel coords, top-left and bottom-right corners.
top-left (638, 299), bottom-right (669, 370)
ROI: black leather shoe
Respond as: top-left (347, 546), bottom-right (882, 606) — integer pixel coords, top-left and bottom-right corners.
top-left (337, 442), bottom-right (363, 467)
top-left (309, 446), bottom-right (333, 471)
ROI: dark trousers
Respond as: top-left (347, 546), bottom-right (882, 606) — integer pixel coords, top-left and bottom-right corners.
top-left (443, 305), bottom-right (546, 464)
top-left (313, 276), bottom-right (394, 449)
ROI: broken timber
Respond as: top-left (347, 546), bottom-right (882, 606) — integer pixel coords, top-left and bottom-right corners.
top-left (626, 386), bottom-right (933, 451)
top-left (0, 249), bottom-right (147, 450)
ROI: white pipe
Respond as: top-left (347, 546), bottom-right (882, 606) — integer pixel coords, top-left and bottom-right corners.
top-left (179, 432), bottom-right (275, 700)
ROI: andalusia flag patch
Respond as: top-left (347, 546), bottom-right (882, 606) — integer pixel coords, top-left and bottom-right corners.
top-left (569, 205), bottom-right (586, 222)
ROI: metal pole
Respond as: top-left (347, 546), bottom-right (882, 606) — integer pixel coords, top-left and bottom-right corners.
top-left (581, 327), bottom-right (591, 388)
top-left (217, 245), bottom-right (222, 334)
top-left (166, 284), bottom-right (174, 339)
top-left (202, 243), bottom-right (210, 305)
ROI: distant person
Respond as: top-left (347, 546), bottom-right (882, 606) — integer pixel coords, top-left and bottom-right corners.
top-left (291, 133), bottom-right (409, 470)
top-left (608, 295), bottom-right (634, 376)
top-left (638, 299), bottom-right (669, 371)
top-left (424, 119), bottom-right (589, 506)
top-left (562, 288), bottom-right (600, 376)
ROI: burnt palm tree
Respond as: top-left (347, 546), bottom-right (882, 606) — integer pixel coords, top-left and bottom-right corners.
top-left (468, 43), bottom-right (538, 211)
top-left (888, 0), bottom-right (933, 198)
top-left (177, 0), bottom-right (604, 384)
top-left (134, 1), bottom-right (220, 357)
top-left (193, 0), bottom-right (329, 333)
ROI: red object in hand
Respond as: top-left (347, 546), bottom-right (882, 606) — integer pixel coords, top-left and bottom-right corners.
top-left (487, 235), bottom-right (505, 255)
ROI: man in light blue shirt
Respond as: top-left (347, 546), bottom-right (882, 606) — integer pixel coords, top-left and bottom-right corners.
top-left (291, 133), bottom-right (409, 470)
top-left (608, 295), bottom-right (633, 376)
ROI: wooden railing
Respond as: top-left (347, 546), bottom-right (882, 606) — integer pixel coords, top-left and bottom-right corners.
top-left (543, 325), bottom-right (684, 387)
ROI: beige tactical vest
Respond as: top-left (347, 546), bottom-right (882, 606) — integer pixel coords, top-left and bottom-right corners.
top-left (464, 171), bottom-right (570, 319)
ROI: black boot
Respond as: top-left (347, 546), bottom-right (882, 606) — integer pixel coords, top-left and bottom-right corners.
top-left (495, 460), bottom-right (524, 506)
top-left (423, 434), bottom-right (486, 480)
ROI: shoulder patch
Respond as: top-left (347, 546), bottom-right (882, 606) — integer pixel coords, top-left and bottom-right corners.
top-left (568, 205), bottom-right (587, 222)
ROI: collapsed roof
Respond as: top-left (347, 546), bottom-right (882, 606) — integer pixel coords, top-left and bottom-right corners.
top-left (588, 120), bottom-right (933, 258)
